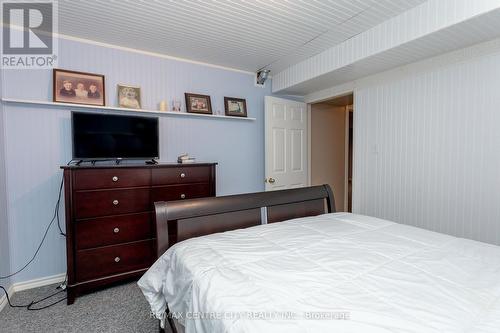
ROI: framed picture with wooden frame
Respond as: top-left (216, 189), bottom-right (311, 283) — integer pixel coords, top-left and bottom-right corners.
top-left (53, 69), bottom-right (105, 106)
top-left (117, 84), bottom-right (142, 109)
top-left (185, 93), bottom-right (212, 115)
top-left (224, 97), bottom-right (247, 117)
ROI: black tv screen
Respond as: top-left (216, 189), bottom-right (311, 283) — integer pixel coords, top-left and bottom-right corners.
top-left (72, 112), bottom-right (159, 160)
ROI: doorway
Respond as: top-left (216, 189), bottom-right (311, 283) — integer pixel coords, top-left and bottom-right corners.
top-left (310, 93), bottom-right (353, 212)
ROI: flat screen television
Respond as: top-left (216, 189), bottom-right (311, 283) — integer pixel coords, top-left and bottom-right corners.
top-left (72, 112), bottom-right (159, 160)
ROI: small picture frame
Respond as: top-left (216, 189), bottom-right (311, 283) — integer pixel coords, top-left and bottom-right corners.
top-left (53, 69), bottom-right (105, 106)
top-left (185, 93), bottom-right (212, 115)
top-left (224, 97), bottom-right (247, 117)
top-left (118, 84), bottom-right (141, 109)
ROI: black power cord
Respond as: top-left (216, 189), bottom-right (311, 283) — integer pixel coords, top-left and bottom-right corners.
top-left (0, 160), bottom-right (75, 310)
top-left (0, 283), bottom-right (67, 311)
top-left (0, 286), bottom-right (26, 309)
top-left (55, 175), bottom-right (66, 237)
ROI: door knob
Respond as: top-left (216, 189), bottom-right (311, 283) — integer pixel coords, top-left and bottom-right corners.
top-left (266, 177), bottom-right (276, 184)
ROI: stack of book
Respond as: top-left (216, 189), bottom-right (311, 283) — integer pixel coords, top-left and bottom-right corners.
top-left (178, 154), bottom-right (196, 164)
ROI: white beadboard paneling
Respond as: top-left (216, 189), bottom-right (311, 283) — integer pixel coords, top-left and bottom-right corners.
top-left (305, 38), bottom-right (500, 103)
top-left (273, 0), bottom-right (500, 94)
top-left (54, 0), bottom-right (424, 73)
top-left (351, 43), bottom-right (500, 245)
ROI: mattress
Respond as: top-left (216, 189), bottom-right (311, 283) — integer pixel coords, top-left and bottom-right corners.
top-left (138, 213), bottom-right (500, 332)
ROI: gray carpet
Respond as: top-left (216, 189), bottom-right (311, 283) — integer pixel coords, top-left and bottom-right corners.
top-left (0, 281), bottom-right (168, 333)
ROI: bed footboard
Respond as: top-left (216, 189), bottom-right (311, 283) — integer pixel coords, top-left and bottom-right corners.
top-left (154, 185), bottom-right (335, 257)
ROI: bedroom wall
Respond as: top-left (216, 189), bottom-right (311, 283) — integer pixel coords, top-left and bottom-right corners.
top-left (345, 38), bottom-right (500, 245)
top-left (0, 91), bottom-right (12, 297)
top-left (0, 36), bottom-right (271, 284)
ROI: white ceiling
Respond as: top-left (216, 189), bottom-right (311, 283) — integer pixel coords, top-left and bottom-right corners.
top-left (278, 6), bottom-right (500, 95)
top-left (58, 0), bottom-right (426, 73)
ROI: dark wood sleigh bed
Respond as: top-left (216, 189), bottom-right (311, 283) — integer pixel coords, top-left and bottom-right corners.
top-left (148, 184), bottom-right (500, 333)
top-left (153, 185), bottom-right (335, 332)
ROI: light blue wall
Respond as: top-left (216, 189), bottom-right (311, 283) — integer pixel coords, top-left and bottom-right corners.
top-left (0, 83), bottom-right (12, 291)
top-left (1, 37), bottom-right (271, 283)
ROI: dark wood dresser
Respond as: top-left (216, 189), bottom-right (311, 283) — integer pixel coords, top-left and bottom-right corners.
top-left (61, 163), bottom-right (216, 304)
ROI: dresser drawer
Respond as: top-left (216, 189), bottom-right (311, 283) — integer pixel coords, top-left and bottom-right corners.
top-left (74, 168), bottom-right (151, 190)
top-left (75, 212), bottom-right (153, 250)
top-left (152, 183), bottom-right (211, 202)
top-left (75, 240), bottom-right (153, 282)
top-left (74, 188), bottom-right (150, 219)
top-left (152, 166), bottom-right (211, 185)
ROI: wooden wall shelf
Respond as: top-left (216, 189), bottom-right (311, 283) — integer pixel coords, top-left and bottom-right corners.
top-left (1, 98), bottom-right (256, 121)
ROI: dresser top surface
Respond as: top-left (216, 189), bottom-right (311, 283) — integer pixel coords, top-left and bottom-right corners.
top-left (61, 162), bottom-right (217, 170)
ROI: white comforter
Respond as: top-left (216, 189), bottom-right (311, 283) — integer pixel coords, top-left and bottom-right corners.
top-left (138, 213), bottom-right (500, 333)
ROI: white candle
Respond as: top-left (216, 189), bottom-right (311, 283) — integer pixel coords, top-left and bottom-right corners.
top-left (159, 100), bottom-right (167, 111)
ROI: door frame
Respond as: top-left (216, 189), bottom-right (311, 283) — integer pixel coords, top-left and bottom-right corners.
top-left (306, 103), bottom-right (312, 188)
top-left (307, 91), bottom-right (355, 212)
top-left (344, 104), bottom-right (353, 212)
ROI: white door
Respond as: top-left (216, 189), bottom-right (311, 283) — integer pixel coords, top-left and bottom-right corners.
top-left (265, 96), bottom-right (308, 191)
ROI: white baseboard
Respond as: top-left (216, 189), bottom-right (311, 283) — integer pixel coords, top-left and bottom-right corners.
top-left (12, 273), bottom-right (66, 293)
top-left (0, 283), bottom-right (14, 313)
top-left (0, 273), bottom-right (66, 313)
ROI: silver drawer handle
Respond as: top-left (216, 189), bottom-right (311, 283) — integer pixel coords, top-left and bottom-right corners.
top-left (180, 193), bottom-right (186, 199)
top-left (180, 172), bottom-right (186, 178)
top-left (113, 227), bottom-right (120, 234)
top-left (114, 256), bottom-right (120, 263)
top-left (112, 176), bottom-right (119, 182)
top-left (113, 199), bottom-right (119, 206)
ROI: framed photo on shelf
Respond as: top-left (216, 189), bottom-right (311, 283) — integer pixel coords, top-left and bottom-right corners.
top-left (53, 69), bottom-right (105, 106)
top-left (224, 97), bottom-right (247, 117)
top-left (117, 84), bottom-right (142, 109)
top-left (185, 93), bottom-right (212, 115)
